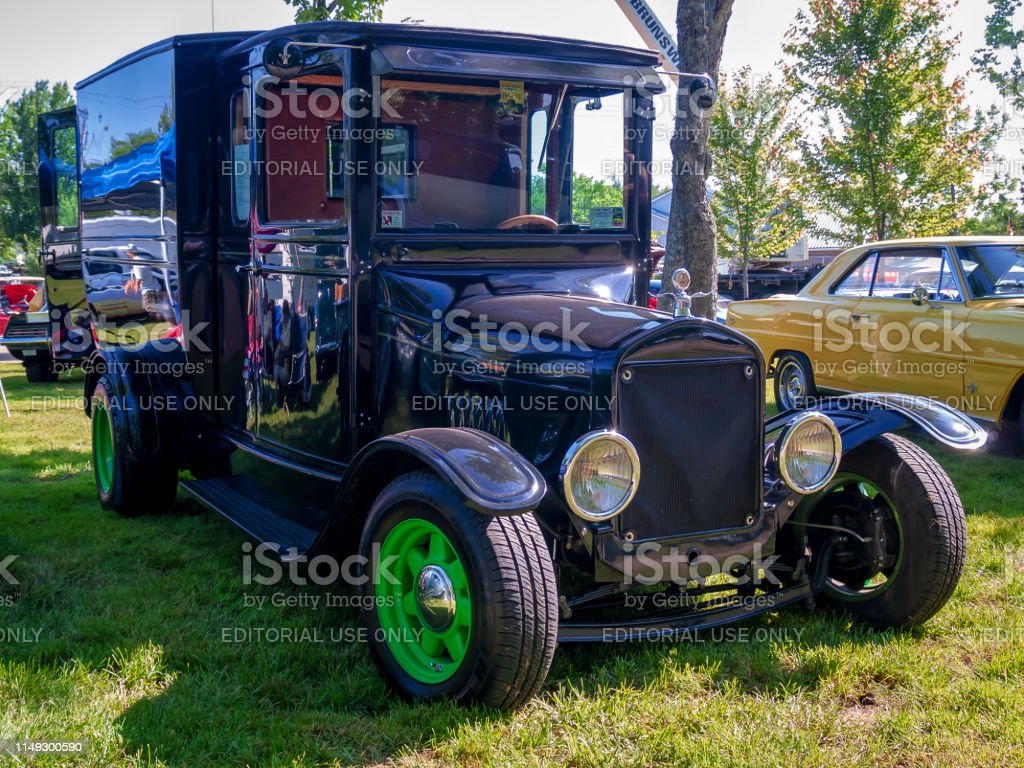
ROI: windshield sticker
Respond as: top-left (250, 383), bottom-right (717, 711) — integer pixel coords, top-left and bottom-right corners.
top-left (381, 209), bottom-right (404, 228)
top-left (499, 81), bottom-right (526, 114)
top-left (590, 207), bottom-right (625, 228)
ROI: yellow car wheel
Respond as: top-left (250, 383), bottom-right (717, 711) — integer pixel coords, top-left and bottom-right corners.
top-left (774, 353), bottom-right (817, 411)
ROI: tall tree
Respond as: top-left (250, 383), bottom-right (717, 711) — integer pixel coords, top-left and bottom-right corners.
top-left (661, 0), bottom-right (735, 318)
top-left (973, 0), bottom-right (1024, 111)
top-left (785, 0), bottom-right (997, 242)
top-left (709, 68), bottom-right (806, 299)
top-left (286, 0), bottom-right (387, 22)
top-left (0, 81), bottom-right (74, 259)
top-left (963, 171), bottom-right (1024, 234)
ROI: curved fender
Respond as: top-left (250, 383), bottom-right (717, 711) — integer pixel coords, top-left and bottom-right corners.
top-left (344, 428), bottom-right (547, 516)
top-left (766, 392), bottom-right (989, 454)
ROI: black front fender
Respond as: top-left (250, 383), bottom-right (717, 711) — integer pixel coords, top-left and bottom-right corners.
top-left (766, 392), bottom-right (989, 454)
top-left (343, 428), bottom-right (547, 516)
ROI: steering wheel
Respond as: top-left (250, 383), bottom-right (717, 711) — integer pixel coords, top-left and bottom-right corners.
top-left (496, 215), bottom-right (559, 231)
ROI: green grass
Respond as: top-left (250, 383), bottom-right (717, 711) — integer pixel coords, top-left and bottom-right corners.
top-left (1, 361), bottom-right (1023, 767)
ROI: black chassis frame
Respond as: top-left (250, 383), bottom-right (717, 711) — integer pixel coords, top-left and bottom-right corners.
top-left (71, 22), bottom-right (987, 643)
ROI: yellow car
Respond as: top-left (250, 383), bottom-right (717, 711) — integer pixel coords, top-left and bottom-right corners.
top-left (727, 236), bottom-right (1024, 446)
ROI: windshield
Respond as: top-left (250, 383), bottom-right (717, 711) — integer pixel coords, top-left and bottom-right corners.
top-left (955, 245), bottom-right (1024, 298)
top-left (375, 78), bottom-right (629, 233)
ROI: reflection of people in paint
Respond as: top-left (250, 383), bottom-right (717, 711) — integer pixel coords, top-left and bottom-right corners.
top-left (274, 299), bottom-right (310, 409)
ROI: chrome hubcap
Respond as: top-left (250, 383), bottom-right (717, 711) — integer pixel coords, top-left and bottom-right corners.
top-left (782, 364), bottom-right (805, 404)
top-left (415, 565), bottom-right (457, 632)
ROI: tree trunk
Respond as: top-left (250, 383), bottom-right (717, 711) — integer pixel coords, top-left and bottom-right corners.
top-left (659, 0), bottom-right (734, 319)
top-left (742, 260), bottom-right (749, 300)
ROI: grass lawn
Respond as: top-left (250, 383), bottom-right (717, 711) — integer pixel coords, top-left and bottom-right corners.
top-left (0, 360), bottom-right (1023, 767)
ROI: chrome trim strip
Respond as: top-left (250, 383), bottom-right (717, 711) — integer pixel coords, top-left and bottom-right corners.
top-left (222, 434), bottom-right (344, 482)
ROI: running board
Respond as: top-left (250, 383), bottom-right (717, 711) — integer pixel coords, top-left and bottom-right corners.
top-left (182, 476), bottom-right (318, 555)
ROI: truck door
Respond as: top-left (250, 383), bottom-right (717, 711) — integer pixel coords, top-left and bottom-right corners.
top-left (37, 108), bottom-right (91, 364)
top-left (211, 56), bottom-right (352, 531)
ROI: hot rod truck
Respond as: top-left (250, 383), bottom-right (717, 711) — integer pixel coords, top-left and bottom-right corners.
top-left (50, 22), bottom-right (987, 710)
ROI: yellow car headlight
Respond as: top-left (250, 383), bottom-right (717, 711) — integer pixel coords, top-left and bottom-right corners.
top-left (777, 412), bottom-right (842, 494)
top-left (560, 431), bottom-right (640, 522)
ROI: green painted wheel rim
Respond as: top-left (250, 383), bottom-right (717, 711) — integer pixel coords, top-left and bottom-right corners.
top-left (92, 401), bottom-right (114, 495)
top-left (810, 472), bottom-right (905, 603)
top-left (375, 518), bottom-right (472, 684)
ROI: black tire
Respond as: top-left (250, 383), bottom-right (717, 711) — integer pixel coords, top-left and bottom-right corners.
top-left (1019, 398), bottom-right (1024, 453)
top-left (812, 434), bottom-right (965, 629)
top-left (24, 354), bottom-right (58, 383)
top-left (773, 352), bottom-right (817, 411)
top-left (91, 375), bottom-right (179, 517)
top-left (358, 471), bottom-right (558, 710)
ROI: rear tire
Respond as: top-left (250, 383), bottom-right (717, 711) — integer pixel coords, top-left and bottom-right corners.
top-left (359, 471), bottom-right (558, 710)
top-left (91, 375), bottom-right (179, 517)
top-left (774, 352), bottom-right (817, 411)
top-left (808, 434), bottom-right (965, 629)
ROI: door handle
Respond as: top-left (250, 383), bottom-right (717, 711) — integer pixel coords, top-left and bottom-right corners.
top-left (235, 259), bottom-right (262, 277)
top-left (849, 312), bottom-right (870, 323)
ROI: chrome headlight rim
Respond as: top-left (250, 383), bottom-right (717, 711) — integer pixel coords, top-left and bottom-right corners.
top-left (560, 430), bottom-right (640, 522)
top-left (777, 411), bottom-right (842, 494)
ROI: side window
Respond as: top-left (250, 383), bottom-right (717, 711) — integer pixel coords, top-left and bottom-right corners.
top-left (53, 125), bottom-right (78, 230)
top-left (231, 91), bottom-right (250, 223)
top-left (259, 73), bottom-right (346, 225)
top-left (871, 249), bottom-right (961, 301)
top-left (831, 253), bottom-right (877, 297)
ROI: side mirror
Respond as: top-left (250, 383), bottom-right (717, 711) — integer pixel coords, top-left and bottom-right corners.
top-left (264, 38), bottom-right (304, 79)
top-left (910, 286), bottom-right (930, 306)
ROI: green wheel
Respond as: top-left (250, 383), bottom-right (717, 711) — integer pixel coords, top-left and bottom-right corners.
top-left (802, 433), bottom-right (965, 628)
top-left (91, 375), bottom-right (179, 517)
top-left (359, 471), bottom-right (558, 710)
top-left (375, 518), bottom-right (472, 683)
top-left (92, 399), bottom-right (115, 495)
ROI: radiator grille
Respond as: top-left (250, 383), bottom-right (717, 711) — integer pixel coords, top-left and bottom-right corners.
top-left (617, 360), bottom-right (761, 540)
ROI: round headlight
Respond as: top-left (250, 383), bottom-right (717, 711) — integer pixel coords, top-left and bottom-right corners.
top-left (560, 431), bottom-right (640, 522)
top-left (777, 412), bottom-right (842, 494)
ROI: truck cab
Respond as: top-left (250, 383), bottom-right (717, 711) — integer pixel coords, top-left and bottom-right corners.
top-left (76, 22), bottom-right (983, 711)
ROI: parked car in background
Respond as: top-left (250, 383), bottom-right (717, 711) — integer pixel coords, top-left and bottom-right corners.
top-left (727, 237), bottom-right (1024, 447)
top-left (1, 277), bottom-right (57, 381)
top-left (0, 276), bottom-right (44, 336)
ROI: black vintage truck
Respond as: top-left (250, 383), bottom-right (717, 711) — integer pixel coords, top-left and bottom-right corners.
top-left (45, 22), bottom-right (986, 710)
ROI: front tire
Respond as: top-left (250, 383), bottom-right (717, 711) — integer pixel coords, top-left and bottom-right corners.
top-left (806, 433), bottom-right (965, 629)
top-left (91, 375), bottom-right (179, 517)
top-left (359, 471), bottom-right (558, 710)
top-left (774, 352), bottom-right (817, 411)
